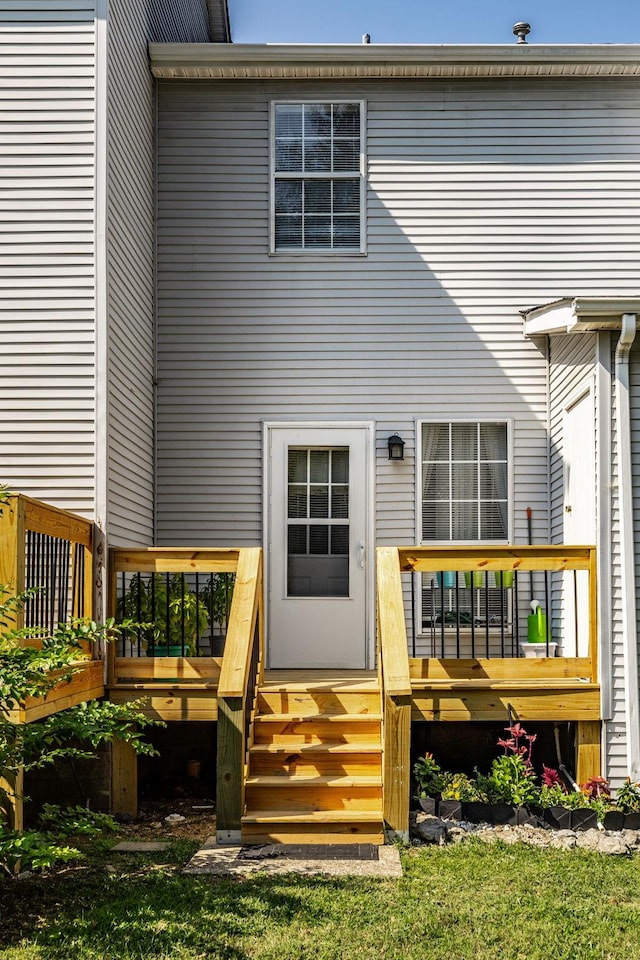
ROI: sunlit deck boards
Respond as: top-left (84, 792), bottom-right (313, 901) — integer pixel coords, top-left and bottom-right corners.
top-left (409, 657), bottom-right (601, 722)
top-left (107, 656), bottom-right (222, 721)
top-left (8, 660), bottom-right (105, 724)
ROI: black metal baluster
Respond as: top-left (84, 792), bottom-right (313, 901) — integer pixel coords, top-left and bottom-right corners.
top-left (180, 572), bottom-right (185, 655)
top-left (454, 574), bottom-right (460, 658)
top-left (484, 571), bottom-right (490, 658)
top-left (470, 576), bottom-right (476, 659)
top-left (499, 573), bottom-right (505, 658)
top-left (544, 570), bottom-right (550, 654)
top-left (573, 569), bottom-right (579, 654)
top-left (411, 573), bottom-right (416, 658)
top-left (514, 572), bottom-right (520, 655)
top-left (195, 573), bottom-right (200, 655)
top-left (440, 577), bottom-right (445, 658)
top-left (150, 573), bottom-right (156, 655)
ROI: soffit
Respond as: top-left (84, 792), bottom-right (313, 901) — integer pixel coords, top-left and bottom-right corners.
top-left (149, 42), bottom-right (640, 80)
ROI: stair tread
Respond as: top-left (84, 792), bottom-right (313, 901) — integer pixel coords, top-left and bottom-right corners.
top-left (242, 810), bottom-right (383, 824)
top-left (246, 775), bottom-right (382, 787)
top-left (250, 741), bottom-right (382, 754)
top-left (262, 671), bottom-right (378, 693)
top-left (255, 713), bottom-right (382, 722)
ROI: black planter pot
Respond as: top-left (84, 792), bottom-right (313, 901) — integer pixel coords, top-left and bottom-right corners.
top-left (462, 801), bottom-right (492, 823)
top-left (490, 802), bottom-right (516, 825)
top-left (438, 800), bottom-right (462, 821)
top-left (623, 812), bottom-right (640, 830)
top-left (603, 811), bottom-right (625, 831)
top-left (515, 805), bottom-right (544, 827)
top-left (418, 797), bottom-right (439, 816)
top-left (571, 809), bottom-right (598, 831)
top-left (544, 805), bottom-right (572, 830)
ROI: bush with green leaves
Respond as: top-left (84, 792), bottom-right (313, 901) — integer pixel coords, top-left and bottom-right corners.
top-left (0, 484), bottom-right (163, 874)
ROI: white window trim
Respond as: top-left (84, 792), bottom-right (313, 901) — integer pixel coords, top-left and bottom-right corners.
top-left (268, 99), bottom-right (367, 257)
top-left (415, 418), bottom-right (514, 546)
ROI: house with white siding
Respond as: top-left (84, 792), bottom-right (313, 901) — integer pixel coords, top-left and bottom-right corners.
top-left (3, 0), bottom-right (640, 841)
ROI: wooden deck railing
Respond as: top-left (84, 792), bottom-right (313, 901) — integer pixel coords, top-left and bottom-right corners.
top-left (0, 494), bottom-right (94, 637)
top-left (377, 545), bottom-right (601, 838)
top-left (108, 546), bottom-right (264, 832)
top-left (398, 545), bottom-right (598, 679)
top-left (0, 494), bottom-right (99, 830)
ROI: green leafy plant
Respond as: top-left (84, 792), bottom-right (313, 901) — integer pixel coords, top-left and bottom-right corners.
top-left (0, 825), bottom-right (81, 877)
top-left (441, 772), bottom-right (478, 802)
top-left (616, 777), bottom-right (640, 814)
top-left (120, 574), bottom-right (209, 655)
top-left (198, 573), bottom-right (234, 628)
top-left (0, 504), bottom-right (164, 874)
top-left (413, 752), bottom-right (446, 799)
top-left (38, 803), bottom-right (118, 838)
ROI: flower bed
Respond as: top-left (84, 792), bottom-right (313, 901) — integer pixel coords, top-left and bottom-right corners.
top-left (414, 723), bottom-right (640, 830)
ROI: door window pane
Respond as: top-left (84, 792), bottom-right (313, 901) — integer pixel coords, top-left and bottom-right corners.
top-left (287, 446), bottom-right (350, 597)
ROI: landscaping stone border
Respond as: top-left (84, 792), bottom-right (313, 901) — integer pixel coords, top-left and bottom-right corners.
top-left (412, 811), bottom-right (640, 855)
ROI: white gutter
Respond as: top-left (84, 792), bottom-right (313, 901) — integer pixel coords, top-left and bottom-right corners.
top-left (615, 313), bottom-right (640, 779)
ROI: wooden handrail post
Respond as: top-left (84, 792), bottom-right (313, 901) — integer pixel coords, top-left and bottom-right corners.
top-left (0, 496), bottom-right (26, 631)
top-left (216, 547), bottom-right (262, 844)
top-left (377, 547), bottom-right (411, 841)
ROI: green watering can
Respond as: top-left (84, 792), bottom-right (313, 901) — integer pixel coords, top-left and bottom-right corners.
top-left (527, 602), bottom-right (550, 644)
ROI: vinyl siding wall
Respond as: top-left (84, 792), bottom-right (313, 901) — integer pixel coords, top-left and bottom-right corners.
top-left (105, 0), bottom-right (155, 544)
top-left (156, 78), bottom-right (640, 557)
top-left (0, 1), bottom-right (97, 515)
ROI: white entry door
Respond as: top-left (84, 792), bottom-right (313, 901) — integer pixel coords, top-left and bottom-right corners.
top-left (266, 424), bottom-right (371, 669)
top-left (563, 387), bottom-right (596, 657)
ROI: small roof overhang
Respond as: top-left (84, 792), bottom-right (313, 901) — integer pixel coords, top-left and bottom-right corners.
top-left (149, 42), bottom-right (640, 80)
top-left (522, 297), bottom-right (640, 338)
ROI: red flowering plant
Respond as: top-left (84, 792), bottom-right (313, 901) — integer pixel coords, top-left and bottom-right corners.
top-left (475, 723), bottom-right (539, 806)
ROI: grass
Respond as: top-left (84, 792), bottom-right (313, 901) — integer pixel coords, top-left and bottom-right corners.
top-left (1, 839), bottom-right (640, 960)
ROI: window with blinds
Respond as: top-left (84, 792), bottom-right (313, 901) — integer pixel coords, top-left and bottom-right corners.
top-left (271, 102), bottom-right (365, 253)
top-left (421, 422), bottom-right (509, 542)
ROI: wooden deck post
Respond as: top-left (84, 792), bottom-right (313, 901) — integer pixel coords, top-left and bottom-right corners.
top-left (377, 547), bottom-right (412, 842)
top-left (216, 696), bottom-right (244, 843)
top-left (0, 496), bottom-right (25, 631)
top-left (0, 767), bottom-right (24, 832)
top-left (111, 737), bottom-right (138, 818)
top-left (576, 720), bottom-right (601, 785)
top-left (216, 548), bottom-right (262, 844)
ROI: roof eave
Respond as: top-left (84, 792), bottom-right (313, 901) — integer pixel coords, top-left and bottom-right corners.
top-left (149, 42), bottom-right (640, 80)
top-left (522, 297), bottom-right (640, 338)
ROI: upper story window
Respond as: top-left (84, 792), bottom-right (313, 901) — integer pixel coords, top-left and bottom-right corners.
top-left (420, 422), bottom-right (510, 542)
top-left (271, 101), bottom-right (365, 254)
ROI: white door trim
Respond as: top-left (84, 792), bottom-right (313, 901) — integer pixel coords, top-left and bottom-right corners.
top-left (263, 421), bottom-right (376, 669)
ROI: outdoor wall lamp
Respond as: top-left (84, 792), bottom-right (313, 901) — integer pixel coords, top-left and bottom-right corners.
top-left (387, 434), bottom-right (405, 461)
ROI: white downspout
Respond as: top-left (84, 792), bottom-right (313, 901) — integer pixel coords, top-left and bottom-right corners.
top-left (614, 313), bottom-right (640, 779)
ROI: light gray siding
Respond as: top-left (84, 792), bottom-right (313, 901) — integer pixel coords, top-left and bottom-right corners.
top-left (149, 0), bottom-right (211, 42)
top-left (156, 78), bottom-right (640, 555)
top-left (0, 1), bottom-right (97, 515)
top-left (105, 0), bottom-right (156, 544)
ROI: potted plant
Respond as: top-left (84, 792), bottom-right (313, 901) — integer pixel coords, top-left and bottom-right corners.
top-left (413, 752), bottom-right (445, 815)
top-left (121, 573), bottom-right (209, 656)
top-left (613, 778), bottom-right (640, 829)
top-left (473, 723), bottom-right (541, 825)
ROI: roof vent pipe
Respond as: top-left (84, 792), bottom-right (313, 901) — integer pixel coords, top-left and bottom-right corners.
top-left (362, 33), bottom-right (370, 44)
top-left (513, 22), bottom-right (531, 43)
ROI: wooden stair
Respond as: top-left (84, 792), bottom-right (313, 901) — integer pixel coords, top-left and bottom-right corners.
top-left (242, 671), bottom-right (384, 844)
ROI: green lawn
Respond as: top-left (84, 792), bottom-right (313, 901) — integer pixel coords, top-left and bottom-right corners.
top-left (1, 840), bottom-right (639, 960)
